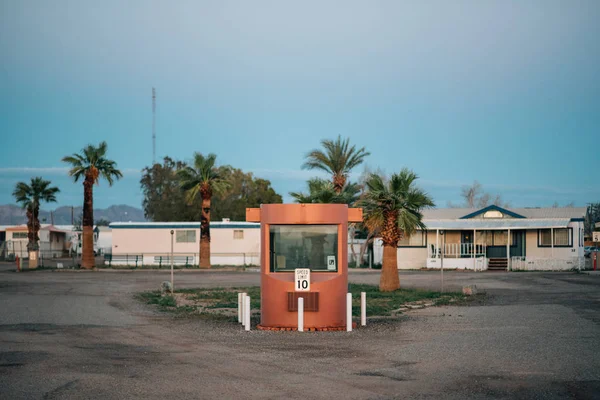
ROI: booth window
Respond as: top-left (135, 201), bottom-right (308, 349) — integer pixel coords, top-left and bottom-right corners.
top-left (13, 232), bottom-right (28, 239)
top-left (176, 230), bottom-right (196, 243)
top-left (270, 225), bottom-right (338, 272)
top-left (233, 230), bottom-right (244, 240)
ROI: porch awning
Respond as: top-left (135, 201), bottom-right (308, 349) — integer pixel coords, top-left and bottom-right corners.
top-left (422, 218), bottom-right (571, 230)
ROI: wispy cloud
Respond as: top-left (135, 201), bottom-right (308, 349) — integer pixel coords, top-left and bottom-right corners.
top-left (0, 167), bottom-right (69, 174)
top-left (249, 168), bottom-right (328, 181)
top-left (0, 167), bottom-right (142, 176)
top-left (419, 178), bottom-right (598, 196)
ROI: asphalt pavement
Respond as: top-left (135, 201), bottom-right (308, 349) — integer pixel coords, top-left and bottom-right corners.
top-left (1, 264), bottom-right (599, 399)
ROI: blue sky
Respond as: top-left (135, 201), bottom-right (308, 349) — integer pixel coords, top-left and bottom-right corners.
top-left (1, 1), bottom-right (599, 211)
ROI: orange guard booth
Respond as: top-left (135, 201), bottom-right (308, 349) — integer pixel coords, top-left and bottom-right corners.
top-left (246, 204), bottom-right (362, 330)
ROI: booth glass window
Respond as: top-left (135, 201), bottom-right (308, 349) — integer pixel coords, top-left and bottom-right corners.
top-left (270, 225), bottom-right (338, 272)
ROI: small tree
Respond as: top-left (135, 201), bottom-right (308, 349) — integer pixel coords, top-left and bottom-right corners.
top-left (12, 177), bottom-right (60, 267)
top-left (177, 153), bottom-right (229, 268)
top-left (62, 141), bottom-right (122, 269)
top-left (302, 136), bottom-right (370, 193)
top-left (360, 170), bottom-right (434, 291)
top-left (290, 178), bottom-right (360, 204)
top-left (448, 180), bottom-right (510, 208)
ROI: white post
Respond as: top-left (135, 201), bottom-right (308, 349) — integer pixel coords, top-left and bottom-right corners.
top-left (506, 229), bottom-right (511, 271)
top-left (361, 292), bottom-right (366, 326)
top-left (298, 297), bottom-right (304, 332)
top-left (440, 232), bottom-right (445, 293)
top-left (238, 293), bottom-right (242, 323)
top-left (245, 295), bottom-right (251, 331)
top-left (170, 230), bottom-right (174, 293)
top-left (473, 229), bottom-right (476, 270)
top-left (346, 293), bottom-right (352, 332)
top-left (241, 292), bottom-right (247, 327)
top-left (551, 228), bottom-right (554, 258)
top-left (436, 229), bottom-right (439, 259)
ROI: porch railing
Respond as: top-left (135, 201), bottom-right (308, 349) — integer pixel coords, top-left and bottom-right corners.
top-left (428, 243), bottom-right (487, 259)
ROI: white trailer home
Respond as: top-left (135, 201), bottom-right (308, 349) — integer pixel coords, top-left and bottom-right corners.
top-left (108, 220), bottom-right (260, 266)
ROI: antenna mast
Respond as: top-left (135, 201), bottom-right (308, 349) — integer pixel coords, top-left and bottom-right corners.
top-left (152, 87), bottom-right (156, 165)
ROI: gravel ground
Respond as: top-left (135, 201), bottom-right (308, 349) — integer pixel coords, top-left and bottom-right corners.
top-left (1, 263), bottom-right (599, 399)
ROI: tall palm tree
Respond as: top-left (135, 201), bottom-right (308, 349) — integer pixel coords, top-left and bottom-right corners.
top-left (302, 135), bottom-right (370, 193)
top-left (177, 153), bottom-right (229, 268)
top-left (360, 169), bottom-right (434, 291)
top-left (62, 141), bottom-right (122, 269)
top-left (12, 177), bottom-right (60, 268)
top-left (290, 178), bottom-right (361, 204)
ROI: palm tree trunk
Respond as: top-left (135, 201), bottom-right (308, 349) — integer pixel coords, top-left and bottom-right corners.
top-left (26, 207), bottom-right (39, 269)
top-left (81, 176), bottom-right (95, 269)
top-left (333, 174), bottom-right (346, 194)
top-left (380, 244), bottom-right (400, 291)
top-left (199, 196), bottom-right (211, 269)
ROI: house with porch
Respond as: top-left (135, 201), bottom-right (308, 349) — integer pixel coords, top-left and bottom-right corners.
top-left (374, 205), bottom-right (586, 271)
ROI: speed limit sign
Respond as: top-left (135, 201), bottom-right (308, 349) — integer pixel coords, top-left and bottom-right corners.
top-left (295, 268), bottom-right (310, 292)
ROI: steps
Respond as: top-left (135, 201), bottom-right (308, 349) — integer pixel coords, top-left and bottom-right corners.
top-left (488, 258), bottom-right (508, 271)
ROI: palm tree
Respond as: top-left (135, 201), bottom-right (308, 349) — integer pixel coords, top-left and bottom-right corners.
top-left (177, 153), bottom-right (229, 268)
top-left (12, 177), bottom-right (60, 268)
top-left (302, 135), bottom-right (370, 193)
top-left (62, 141), bottom-right (122, 269)
top-left (290, 178), bottom-right (361, 204)
top-left (360, 169), bottom-right (434, 291)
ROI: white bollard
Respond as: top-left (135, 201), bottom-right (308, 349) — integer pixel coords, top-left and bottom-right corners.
top-left (346, 293), bottom-right (352, 332)
top-left (298, 297), bottom-right (304, 332)
top-left (238, 293), bottom-right (242, 323)
top-left (361, 292), bottom-right (366, 327)
top-left (245, 295), bottom-right (251, 331)
top-left (241, 293), bottom-right (247, 327)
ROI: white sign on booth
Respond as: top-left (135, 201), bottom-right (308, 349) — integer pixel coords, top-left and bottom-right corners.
top-left (327, 255), bottom-right (336, 271)
top-left (593, 232), bottom-right (600, 243)
top-left (295, 268), bottom-right (310, 292)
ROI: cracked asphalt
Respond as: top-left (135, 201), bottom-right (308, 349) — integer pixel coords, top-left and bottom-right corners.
top-left (1, 264), bottom-right (599, 399)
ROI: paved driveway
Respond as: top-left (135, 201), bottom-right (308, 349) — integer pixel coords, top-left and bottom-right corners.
top-left (1, 265), bottom-right (599, 399)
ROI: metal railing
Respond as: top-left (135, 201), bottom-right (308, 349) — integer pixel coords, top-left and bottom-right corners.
top-left (429, 243), bottom-right (487, 258)
top-left (104, 252), bottom-right (260, 268)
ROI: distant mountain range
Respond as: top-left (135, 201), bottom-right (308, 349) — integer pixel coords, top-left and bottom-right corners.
top-left (0, 204), bottom-right (146, 225)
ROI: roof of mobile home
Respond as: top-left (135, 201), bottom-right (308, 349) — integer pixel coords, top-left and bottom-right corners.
top-left (109, 221), bottom-right (260, 229)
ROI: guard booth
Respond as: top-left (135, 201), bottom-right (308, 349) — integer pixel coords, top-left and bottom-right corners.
top-left (246, 204), bottom-right (362, 330)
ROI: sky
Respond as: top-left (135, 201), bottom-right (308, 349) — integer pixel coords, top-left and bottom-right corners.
top-left (1, 0), bottom-right (599, 211)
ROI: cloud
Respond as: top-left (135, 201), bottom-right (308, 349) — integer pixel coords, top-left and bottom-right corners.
top-left (419, 178), bottom-right (598, 196)
top-left (0, 167), bottom-right (69, 174)
top-left (249, 168), bottom-right (328, 181)
top-left (0, 167), bottom-right (142, 176)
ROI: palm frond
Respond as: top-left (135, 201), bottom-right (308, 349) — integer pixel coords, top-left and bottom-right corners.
top-left (301, 136), bottom-right (370, 182)
top-left (62, 142), bottom-right (122, 185)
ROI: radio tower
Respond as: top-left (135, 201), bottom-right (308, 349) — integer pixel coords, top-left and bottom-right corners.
top-left (152, 87), bottom-right (156, 165)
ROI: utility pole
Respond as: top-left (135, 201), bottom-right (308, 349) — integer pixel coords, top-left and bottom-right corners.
top-left (152, 87), bottom-right (156, 165)
top-left (71, 206), bottom-right (74, 225)
top-left (440, 230), bottom-right (445, 293)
